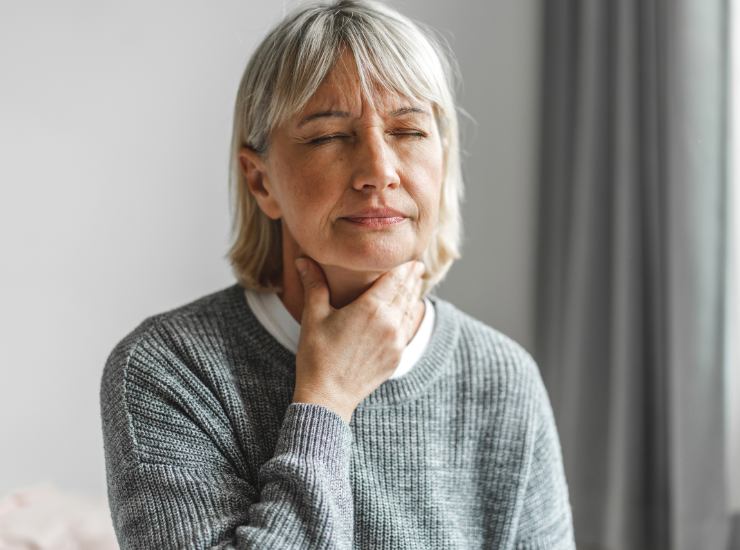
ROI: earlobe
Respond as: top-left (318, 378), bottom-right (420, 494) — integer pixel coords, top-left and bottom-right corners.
top-left (238, 146), bottom-right (282, 220)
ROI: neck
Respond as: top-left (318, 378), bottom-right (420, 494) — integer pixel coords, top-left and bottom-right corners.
top-left (276, 228), bottom-right (426, 343)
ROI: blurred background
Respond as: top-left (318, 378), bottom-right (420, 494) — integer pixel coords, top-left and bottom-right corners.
top-left (0, 1), bottom-right (736, 549)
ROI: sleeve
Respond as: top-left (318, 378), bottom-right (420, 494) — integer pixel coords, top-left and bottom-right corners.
top-left (513, 354), bottom-right (576, 550)
top-left (100, 325), bottom-right (354, 550)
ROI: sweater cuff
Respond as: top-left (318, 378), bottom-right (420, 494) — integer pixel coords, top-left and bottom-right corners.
top-left (274, 403), bottom-right (354, 466)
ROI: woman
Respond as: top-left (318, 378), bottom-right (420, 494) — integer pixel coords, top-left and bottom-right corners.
top-left (100, 1), bottom-right (576, 548)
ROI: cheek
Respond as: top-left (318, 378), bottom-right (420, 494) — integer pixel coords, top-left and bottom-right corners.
top-left (276, 164), bottom-right (341, 225)
top-left (404, 146), bottom-right (444, 209)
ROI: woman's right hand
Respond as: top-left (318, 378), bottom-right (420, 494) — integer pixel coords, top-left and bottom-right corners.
top-left (291, 257), bottom-right (426, 423)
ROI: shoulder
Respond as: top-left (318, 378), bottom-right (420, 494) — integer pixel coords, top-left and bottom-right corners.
top-left (100, 283), bottom-right (246, 426)
top-left (432, 294), bottom-right (541, 380)
top-left (431, 295), bottom-right (547, 415)
top-left (103, 283), bottom-right (239, 375)
top-left (100, 283), bottom-right (245, 470)
top-left (431, 297), bottom-right (562, 482)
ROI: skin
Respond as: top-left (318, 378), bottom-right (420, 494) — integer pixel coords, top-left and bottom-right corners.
top-left (238, 50), bottom-right (444, 421)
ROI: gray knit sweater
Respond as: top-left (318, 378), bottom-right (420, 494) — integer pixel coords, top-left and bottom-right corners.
top-left (100, 283), bottom-right (575, 549)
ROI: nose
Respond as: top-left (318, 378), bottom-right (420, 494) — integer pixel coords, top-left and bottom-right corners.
top-left (350, 130), bottom-right (401, 192)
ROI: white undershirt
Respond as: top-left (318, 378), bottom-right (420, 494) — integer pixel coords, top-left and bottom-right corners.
top-left (244, 289), bottom-right (436, 379)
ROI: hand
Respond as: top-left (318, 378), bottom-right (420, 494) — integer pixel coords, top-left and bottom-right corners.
top-left (291, 257), bottom-right (426, 423)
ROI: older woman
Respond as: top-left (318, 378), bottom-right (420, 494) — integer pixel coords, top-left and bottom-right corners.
top-left (100, 1), bottom-right (576, 548)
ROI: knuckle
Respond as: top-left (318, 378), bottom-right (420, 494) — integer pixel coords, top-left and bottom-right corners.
top-left (384, 323), bottom-right (399, 341)
top-left (360, 296), bottom-right (380, 317)
top-left (390, 334), bottom-right (406, 357)
top-left (390, 270), bottom-right (406, 286)
top-left (402, 285), bottom-right (414, 301)
top-left (377, 310), bottom-right (396, 334)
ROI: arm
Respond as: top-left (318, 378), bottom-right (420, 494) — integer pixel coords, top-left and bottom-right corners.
top-left (100, 328), bottom-right (354, 550)
top-left (513, 356), bottom-right (576, 550)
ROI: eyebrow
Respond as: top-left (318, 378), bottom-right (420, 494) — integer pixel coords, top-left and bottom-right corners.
top-left (297, 106), bottom-right (429, 127)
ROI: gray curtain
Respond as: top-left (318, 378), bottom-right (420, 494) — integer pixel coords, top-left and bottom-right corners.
top-left (534, 1), bottom-right (732, 549)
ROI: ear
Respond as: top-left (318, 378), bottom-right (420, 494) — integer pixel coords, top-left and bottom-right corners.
top-left (238, 146), bottom-right (282, 220)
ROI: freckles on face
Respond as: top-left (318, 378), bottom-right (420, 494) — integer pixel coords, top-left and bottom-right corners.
top-left (269, 147), bottom-right (341, 240)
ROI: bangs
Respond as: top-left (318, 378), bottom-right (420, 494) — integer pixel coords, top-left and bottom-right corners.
top-left (268, 5), bottom-right (450, 133)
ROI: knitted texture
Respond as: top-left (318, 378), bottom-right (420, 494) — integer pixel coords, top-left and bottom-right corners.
top-left (100, 283), bottom-right (575, 549)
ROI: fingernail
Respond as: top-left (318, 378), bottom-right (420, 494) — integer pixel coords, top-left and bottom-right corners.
top-left (415, 261), bottom-right (426, 274)
top-left (294, 258), bottom-right (307, 276)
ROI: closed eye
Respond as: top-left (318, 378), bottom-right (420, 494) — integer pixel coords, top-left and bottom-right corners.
top-left (308, 134), bottom-right (350, 145)
top-left (307, 130), bottom-right (428, 146)
top-left (389, 130), bottom-right (427, 138)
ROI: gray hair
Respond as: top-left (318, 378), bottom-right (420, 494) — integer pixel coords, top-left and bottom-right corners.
top-left (226, 0), bottom-right (466, 296)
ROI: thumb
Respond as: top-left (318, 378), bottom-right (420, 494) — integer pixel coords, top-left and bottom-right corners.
top-left (294, 257), bottom-right (330, 317)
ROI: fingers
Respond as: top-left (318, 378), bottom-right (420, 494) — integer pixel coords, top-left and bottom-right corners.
top-left (295, 257), bottom-right (330, 320)
top-left (365, 260), bottom-right (420, 306)
top-left (400, 270), bottom-right (425, 342)
top-left (386, 261), bottom-right (424, 343)
top-left (389, 260), bottom-right (424, 312)
top-left (298, 256), bottom-right (425, 331)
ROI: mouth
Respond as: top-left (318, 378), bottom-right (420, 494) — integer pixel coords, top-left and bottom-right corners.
top-left (340, 216), bottom-right (408, 228)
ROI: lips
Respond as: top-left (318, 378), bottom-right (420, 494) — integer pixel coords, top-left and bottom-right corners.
top-left (343, 216), bottom-right (406, 227)
top-left (341, 206), bottom-right (408, 218)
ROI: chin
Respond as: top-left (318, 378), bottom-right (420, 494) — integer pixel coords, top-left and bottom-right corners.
top-left (340, 255), bottom-right (414, 274)
top-left (316, 238), bottom-right (419, 272)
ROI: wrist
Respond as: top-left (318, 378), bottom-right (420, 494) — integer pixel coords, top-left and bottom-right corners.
top-left (292, 390), bottom-right (354, 423)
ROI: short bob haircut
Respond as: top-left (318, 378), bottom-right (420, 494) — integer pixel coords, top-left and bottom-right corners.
top-left (226, 0), bottom-right (465, 298)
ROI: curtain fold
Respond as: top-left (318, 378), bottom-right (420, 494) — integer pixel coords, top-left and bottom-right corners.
top-left (534, 1), bottom-right (732, 549)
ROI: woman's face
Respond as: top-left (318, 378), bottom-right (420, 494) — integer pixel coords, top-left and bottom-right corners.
top-left (241, 51), bottom-right (444, 273)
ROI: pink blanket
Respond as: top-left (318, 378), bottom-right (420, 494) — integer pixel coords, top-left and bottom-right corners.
top-left (0, 483), bottom-right (118, 550)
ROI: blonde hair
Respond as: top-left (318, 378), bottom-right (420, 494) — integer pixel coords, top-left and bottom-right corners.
top-left (225, 0), bottom-right (466, 297)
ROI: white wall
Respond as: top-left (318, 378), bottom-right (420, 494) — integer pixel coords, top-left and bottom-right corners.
top-left (0, 0), bottom-right (541, 499)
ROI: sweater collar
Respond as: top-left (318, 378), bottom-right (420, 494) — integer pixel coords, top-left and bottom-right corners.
top-left (243, 288), bottom-right (436, 380)
top-left (224, 282), bottom-right (461, 408)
